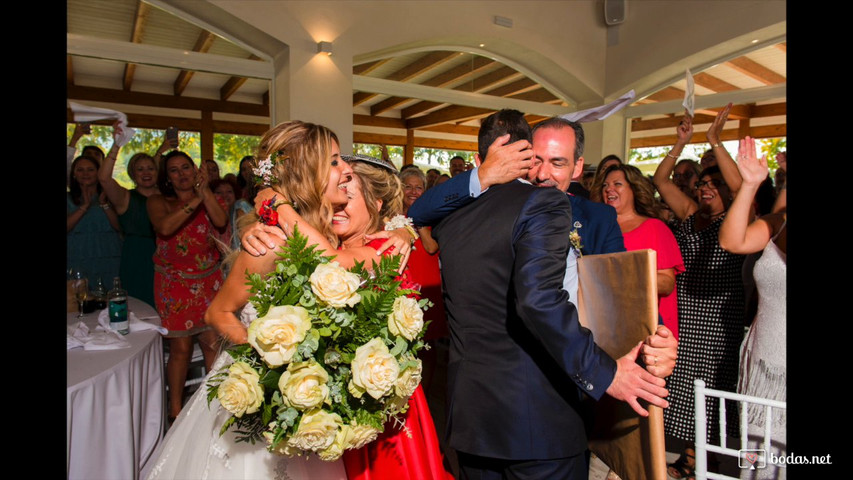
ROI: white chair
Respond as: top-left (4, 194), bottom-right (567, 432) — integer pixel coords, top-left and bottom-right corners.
top-left (693, 378), bottom-right (787, 480)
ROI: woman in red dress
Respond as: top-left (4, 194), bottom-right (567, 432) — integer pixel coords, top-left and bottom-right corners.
top-left (147, 150), bottom-right (228, 420)
top-left (592, 163), bottom-right (685, 339)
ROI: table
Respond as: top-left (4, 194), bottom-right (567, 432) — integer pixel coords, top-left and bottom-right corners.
top-left (67, 297), bottom-right (165, 480)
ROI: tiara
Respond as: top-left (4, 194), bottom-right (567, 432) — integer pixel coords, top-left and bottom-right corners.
top-left (253, 151), bottom-right (285, 186)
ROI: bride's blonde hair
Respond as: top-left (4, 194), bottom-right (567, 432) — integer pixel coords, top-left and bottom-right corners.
top-left (243, 120), bottom-right (341, 248)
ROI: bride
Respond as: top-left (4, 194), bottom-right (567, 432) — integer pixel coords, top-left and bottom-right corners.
top-left (145, 121), bottom-right (447, 479)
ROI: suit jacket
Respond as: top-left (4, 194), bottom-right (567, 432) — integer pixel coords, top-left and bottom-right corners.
top-left (410, 170), bottom-right (626, 256)
top-left (568, 181), bottom-right (590, 199)
top-left (432, 180), bottom-right (617, 460)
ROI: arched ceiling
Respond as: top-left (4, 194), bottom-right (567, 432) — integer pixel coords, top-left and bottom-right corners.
top-left (66, 0), bottom-right (785, 153)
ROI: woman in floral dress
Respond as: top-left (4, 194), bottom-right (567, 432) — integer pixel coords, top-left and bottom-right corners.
top-left (147, 150), bottom-right (228, 420)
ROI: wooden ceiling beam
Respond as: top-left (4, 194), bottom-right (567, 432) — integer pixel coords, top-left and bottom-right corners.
top-left (123, 1), bottom-right (150, 91)
top-left (631, 113), bottom-right (717, 132)
top-left (220, 54), bottom-right (260, 100)
top-left (66, 111), bottom-right (269, 136)
top-left (353, 132), bottom-right (477, 152)
top-left (692, 72), bottom-right (738, 93)
top-left (630, 124), bottom-right (786, 148)
top-left (353, 51), bottom-right (458, 106)
top-left (507, 87), bottom-right (558, 103)
top-left (353, 59), bottom-right (391, 76)
top-left (726, 57), bottom-right (785, 85)
top-left (370, 56), bottom-right (495, 115)
top-left (420, 124), bottom-right (481, 136)
top-left (174, 31), bottom-right (217, 96)
top-left (775, 42), bottom-right (786, 53)
top-left (645, 86), bottom-right (685, 103)
top-left (405, 105), bottom-right (492, 129)
top-left (67, 56), bottom-right (74, 86)
top-left (402, 65), bottom-right (520, 118)
top-left (67, 85), bottom-right (269, 117)
top-left (353, 114), bottom-right (406, 129)
top-left (402, 77), bottom-right (538, 128)
top-left (630, 102), bottom-right (786, 132)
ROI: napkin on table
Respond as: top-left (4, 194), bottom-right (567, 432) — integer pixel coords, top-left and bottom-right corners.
top-left (67, 320), bottom-right (131, 351)
top-left (97, 309), bottom-right (168, 335)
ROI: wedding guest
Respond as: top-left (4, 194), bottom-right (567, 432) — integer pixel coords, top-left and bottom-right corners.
top-left (236, 155), bottom-right (255, 201)
top-left (67, 154), bottom-right (123, 286)
top-left (435, 173), bottom-right (450, 185)
top-left (98, 124), bottom-right (159, 307)
top-left (589, 154), bottom-right (623, 202)
top-left (399, 166), bottom-right (446, 396)
top-left (426, 168), bottom-right (440, 189)
top-left (210, 178), bottom-right (253, 254)
top-left (719, 137), bottom-right (786, 480)
top-left (203, 159), bottom-right (221, 181)
top-left (672, 159), bottom-right (702, 199)
top-left (653, 106), bottom-right (746, 478)
top-left (147, 150), bottom-right (228, 421)
top-left (593, 164), bottom-right (684, 339)
top-left (449, 155), bottom-right (466, 177)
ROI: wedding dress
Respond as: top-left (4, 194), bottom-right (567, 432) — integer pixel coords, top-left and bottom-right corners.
top-left (145, 303), bottom-right (347, 480)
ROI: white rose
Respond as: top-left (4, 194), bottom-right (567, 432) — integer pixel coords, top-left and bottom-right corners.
top-left (347, 423), bottom-right (382, 450)
top-left (263, 431), bottom-right (300, 456)
top-left (310, 262), bottom-right (362, 308)
top-left (387, 296), bottom-right (424, 341)
top-left (349, 338), bottom-right (400, 400)
top-left (217, 361), bottom-right (264, 418)
top-left (247, 305), bottom-right (312, 367)
top-left (394, 358), bottom-right (423, 398)
top-left (279, 361), bottom-right (330, 410)
top-left (286, 409), bottom-right (342, 453)
top-left (317, 424), bottom-right (354, 461)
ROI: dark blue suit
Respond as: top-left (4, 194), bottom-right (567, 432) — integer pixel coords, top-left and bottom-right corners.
top-left (409, 169), bottom-right (626, 256)
top-left (432, 180), bottom-right (617, 468)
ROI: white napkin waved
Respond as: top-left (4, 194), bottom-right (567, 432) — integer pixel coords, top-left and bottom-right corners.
top-left (683, 69), bottom-right (695, 117)
top-left (98, 309), bottom-right (168, 335)
top-left (68, 101), bottom-right (136, 147)
top-left (560, 90), bottom-right (636, 123)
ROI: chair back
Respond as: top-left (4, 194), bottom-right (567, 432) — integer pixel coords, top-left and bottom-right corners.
top-left (693, 378), bottom-right (787, 480)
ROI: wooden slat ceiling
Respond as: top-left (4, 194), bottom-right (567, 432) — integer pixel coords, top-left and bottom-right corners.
top-left (66, 0), bottom-right (786, 151)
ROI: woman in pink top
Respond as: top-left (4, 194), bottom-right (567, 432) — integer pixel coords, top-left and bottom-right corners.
top-left (593, 163), bottom-right (685, 339)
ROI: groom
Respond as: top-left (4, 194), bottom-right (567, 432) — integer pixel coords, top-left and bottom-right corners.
top-left (432, 109), bottom-right (669, 479)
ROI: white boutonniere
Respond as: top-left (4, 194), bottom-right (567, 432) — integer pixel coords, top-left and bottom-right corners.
top-left (569, 221), bottom-right (583, 256)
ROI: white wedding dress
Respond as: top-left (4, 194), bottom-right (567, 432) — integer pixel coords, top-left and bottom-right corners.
top-left (145, 304), bottom-right (347, 480)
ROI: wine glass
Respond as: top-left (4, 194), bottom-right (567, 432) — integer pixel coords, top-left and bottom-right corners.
top-left (73, 273), bottom-right (89, 318)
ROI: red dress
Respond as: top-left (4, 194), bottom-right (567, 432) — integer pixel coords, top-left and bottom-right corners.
top-left (405, 232), bottom-right (447, 341)
top-left (622, 217), bottom-right (685, 339)
top-left (153, 203), bottom-right (224, 337)
top-left (342, 239), bottom-right (453, 480)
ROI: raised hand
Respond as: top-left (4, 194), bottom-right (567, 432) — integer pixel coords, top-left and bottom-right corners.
top-left (736, 136), bottom-right (768, 187)
top-left (707, 102), bottom-right (732, 146)
top-left (675, 111), bottom-right (694, 146)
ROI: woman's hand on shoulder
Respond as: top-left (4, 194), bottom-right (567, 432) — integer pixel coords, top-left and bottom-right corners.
top-left (242, 223), bottom-right (288, 256)
top-left (364, 228), bottom-right (413, 273)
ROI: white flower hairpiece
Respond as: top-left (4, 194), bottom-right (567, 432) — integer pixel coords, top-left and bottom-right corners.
top-left (253, 155), bottom-right (276, 187)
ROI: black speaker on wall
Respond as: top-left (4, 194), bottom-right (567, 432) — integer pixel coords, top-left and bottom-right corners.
top-left (604, 0), bottom-right (626, 25)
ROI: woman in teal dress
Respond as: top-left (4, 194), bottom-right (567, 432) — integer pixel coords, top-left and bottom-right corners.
top-left (67, 154), bottom-right (123, 286)
top-left (98, 126), bottom-right (167, 307)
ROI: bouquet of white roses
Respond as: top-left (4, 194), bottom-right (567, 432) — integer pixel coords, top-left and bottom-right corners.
top-left (206, 226), bottom-right (431, 461)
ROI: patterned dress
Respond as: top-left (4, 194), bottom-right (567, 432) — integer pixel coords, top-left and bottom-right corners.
top-left (153, 203), bottom-right (224, 337)
top-left (664, 214), bottom-right (746, 443)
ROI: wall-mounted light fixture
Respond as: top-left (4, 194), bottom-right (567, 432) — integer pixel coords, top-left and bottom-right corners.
top-left (317, 41), bottom-right (333, 56)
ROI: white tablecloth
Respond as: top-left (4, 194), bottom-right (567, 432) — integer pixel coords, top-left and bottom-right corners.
top-left (67, 297), bottom-right (165, 480)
